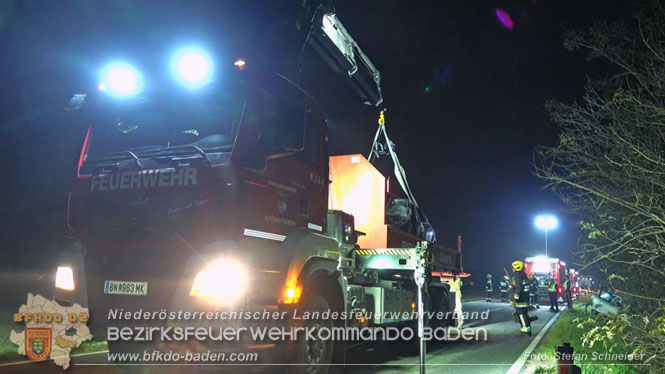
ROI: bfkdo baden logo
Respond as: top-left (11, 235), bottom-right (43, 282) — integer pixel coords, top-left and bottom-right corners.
top-left (10, 294), bottom-right (93, 369)
top-left (25, 328), bottom-right (52, 362)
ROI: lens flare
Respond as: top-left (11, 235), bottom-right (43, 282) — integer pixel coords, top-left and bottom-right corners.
top-left (495, 8), bottom-right (514, 31)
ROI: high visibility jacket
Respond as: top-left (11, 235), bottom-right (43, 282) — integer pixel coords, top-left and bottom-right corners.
top-left (563, 280), bottom-right (572, 292)
top-left (499, 280), bottom-right (509, 292)
top-left (528, 278), bottom-right (537, 295)
top-left (486, 279), bottom-right (493, 292)
top-left (547, 280), bottom-right (557, 292)
top-left (449, 278), bottom-right (462, 294)
top-left (513, 271), bottom-right (530, 307)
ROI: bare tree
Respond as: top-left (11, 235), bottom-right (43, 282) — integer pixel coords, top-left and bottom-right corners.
top-left (534, 2), bottom-right (665, 371)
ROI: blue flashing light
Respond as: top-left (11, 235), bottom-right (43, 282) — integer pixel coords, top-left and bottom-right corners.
top-left (171, 47), bottom-right (213, 88)
top-left (98, 62), bottom-right (142, 97)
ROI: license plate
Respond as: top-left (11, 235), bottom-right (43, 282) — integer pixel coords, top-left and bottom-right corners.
top-left (104, 280), bottom-right (148, 296)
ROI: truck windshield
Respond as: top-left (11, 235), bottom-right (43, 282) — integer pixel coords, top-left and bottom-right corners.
top-left (86, 90), bottom-right (243, 161)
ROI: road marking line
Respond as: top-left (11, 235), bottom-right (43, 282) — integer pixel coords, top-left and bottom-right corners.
top-left (506, 306), bottom-right (567, 374)
top-left (0, 349), bottom-right (109, 367)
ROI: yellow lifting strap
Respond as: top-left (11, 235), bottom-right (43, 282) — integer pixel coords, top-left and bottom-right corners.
top-left (378, 110), bottom-right (385, 126)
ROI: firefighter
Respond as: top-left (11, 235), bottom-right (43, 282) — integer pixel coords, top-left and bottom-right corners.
top-left (511, 261), bottom-right (532, 335)
top-left (448, 275), bottom-right (464, 328)
top-left (485, 274), bottom-right (493, 302)
top-left (547, 277), bottom-right (559, 312)
top-left (528, 273), bottom-right (540, 309)
top-left (563, 275), bottom-right (573, 309)
top-left (500, 275), bottom-right (509, 302)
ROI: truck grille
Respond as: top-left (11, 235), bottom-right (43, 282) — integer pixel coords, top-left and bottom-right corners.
top-left (86, 188), bottom-right (207, 242)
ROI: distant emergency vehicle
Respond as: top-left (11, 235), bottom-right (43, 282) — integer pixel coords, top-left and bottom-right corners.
top-left (524, 256), bottom-right (568, 301)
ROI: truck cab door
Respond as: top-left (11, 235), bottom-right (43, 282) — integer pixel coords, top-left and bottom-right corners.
top-left (235, 77), bottom-right (328, 241)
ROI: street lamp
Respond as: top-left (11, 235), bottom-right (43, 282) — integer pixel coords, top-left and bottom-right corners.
top-left (535, 215), bottom-right (558, 257)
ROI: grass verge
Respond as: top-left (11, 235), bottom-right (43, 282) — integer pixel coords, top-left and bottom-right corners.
top-left (529, 303), bottom-right (643, 374)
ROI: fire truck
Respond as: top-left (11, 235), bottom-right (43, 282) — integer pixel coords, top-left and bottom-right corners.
top-left (568, 268), bottom-right (580, 294)
top-left (53, 7), bottom-right (464, 371)
top-left (525, 256), bottom-right (568, 302)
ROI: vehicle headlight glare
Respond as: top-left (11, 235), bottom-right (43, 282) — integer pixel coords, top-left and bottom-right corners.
top-left (190, 259), bottom-right (248, 305)
top-left (55, 266), bottom-right (75, 291)
top-left (99, 62), bottom-right (142, 97)
top-left (107, 66), bottom-right (137, 93)
top-left (172, 47), bottom-right (213, 88)
top-left (178, 53), bottom-right (209, 82)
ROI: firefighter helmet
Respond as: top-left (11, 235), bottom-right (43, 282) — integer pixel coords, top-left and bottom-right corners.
top-left (487, 274), bottom-right (492, 278)
top-left (512, 261), bottom-right (524, 272)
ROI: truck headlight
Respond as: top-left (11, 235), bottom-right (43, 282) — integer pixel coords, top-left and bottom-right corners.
top-left (55, 266), bottom-right (75, 291)
top-left (190, 259), bottom-right (248, 306)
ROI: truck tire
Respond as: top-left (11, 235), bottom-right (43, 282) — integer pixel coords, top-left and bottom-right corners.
top-left (431, 288), bottom-right (454, 328)
top-left (289, 293), bottom-right (334, 374)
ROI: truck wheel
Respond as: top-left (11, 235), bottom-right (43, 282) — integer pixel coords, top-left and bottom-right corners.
top-left (431, 288), bottom-right (453, 328)
top-left (290, 294), bottom-right (334, 374)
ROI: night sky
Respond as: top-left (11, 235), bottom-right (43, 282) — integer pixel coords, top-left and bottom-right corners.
top-left (0, 1), bottom-right (635, 285)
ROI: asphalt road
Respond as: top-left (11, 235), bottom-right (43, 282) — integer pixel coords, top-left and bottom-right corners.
top-left (2, 290), bottom-right (562, 374)
top-left (345, 300), bottom-right (561, 374)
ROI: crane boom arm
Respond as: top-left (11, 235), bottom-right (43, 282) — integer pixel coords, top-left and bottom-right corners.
top-left (307, 8), bottom-right (383, 106)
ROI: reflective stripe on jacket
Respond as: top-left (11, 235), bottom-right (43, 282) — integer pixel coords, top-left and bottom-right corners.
top-left (528, 279), bottom-right (537, 294)
top-left (513, 271), bottom-right (530, 303)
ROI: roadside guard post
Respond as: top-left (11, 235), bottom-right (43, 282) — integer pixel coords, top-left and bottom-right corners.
top-left (415, 241), bottom-right (429, 374)
top-left (556, 342), bottom-right (582, 374)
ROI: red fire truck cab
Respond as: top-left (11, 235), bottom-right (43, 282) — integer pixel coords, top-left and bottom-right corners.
top-left (53, 59), bottom-right (462, 372)
top-left (525, 256), bottom-right (568, 300)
